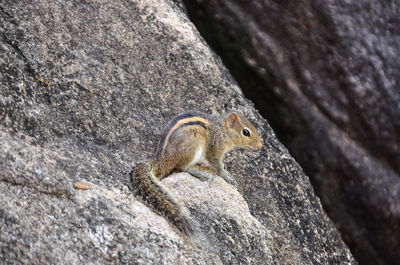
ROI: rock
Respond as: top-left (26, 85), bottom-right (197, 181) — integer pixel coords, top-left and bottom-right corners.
top-left (73, 182), bottom-right (90, 190)
top-left (0, 0), bottom-right (355, 264)
top-left (182, 0), bottom-right (400, 264)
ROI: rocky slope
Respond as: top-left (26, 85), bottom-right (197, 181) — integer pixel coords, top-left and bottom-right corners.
top-left (0, 0), bottom-right (355, 264)
top-left (183, 0), bottom-right (400, 264)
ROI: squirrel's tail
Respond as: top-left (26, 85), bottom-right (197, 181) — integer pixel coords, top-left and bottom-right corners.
top-left (130, 161), bottom-right (194, 235)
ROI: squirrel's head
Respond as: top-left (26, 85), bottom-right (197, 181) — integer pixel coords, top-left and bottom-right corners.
top-left (224, 112), bottom-right (263, 151)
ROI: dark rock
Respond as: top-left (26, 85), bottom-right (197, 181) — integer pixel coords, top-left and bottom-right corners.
top-left (1, 0), bottom-right (355, 264)
top-left (182, 0), bottom-right (400, 264)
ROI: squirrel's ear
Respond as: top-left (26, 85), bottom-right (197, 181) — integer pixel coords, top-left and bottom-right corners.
top-left (225, 112), bottom-right (240, 129)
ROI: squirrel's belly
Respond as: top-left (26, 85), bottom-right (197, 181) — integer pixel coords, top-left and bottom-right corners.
top-left (188, 146), bottom-right (205, 166)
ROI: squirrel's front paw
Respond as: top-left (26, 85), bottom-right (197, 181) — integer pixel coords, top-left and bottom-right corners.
top-left (220, 170), bottom-right (238, 186)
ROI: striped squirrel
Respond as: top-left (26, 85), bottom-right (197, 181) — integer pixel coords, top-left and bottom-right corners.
top-left (131, 111), bottom-right (262, 235)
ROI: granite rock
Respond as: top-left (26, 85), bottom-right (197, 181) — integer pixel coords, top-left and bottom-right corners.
top-left (182, 0), bottom-right (400, 264)
top-left (0, 0), bottom-right (355, 264)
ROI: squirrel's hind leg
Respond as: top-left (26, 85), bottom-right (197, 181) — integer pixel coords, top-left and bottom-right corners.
top-left (184, 163), bottom-right (218, 187)
top-left (185, 165), bottom-right (215, 181)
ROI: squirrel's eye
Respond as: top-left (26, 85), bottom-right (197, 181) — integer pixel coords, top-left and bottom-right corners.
top-left (242, 128), bottom-right (251, 137)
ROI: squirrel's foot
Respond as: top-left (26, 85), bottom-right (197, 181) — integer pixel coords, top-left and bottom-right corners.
top-left (219, 170), bottom-right (238, 187)
top-left (184, 166), bottom-right (216, 183)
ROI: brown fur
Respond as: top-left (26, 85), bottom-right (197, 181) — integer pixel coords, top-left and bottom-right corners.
top-left (131, 161), bottom-right (193, 235)
top-left (130, 111), bottom-right (262, 235)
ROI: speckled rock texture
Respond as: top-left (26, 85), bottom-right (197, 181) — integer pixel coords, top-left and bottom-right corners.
top-left (182, 1), bottom-right (400, 264)
top-left (0, 0), bottom-right (355, 264)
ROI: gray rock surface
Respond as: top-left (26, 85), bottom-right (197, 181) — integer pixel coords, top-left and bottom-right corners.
top-left (182, 0), bottom-right (400, 264)
top-left (1, 0), bottom-right (355, 264)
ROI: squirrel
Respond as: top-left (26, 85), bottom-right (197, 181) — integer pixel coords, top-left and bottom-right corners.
top-left (130, 111), bottom-right (262, 235)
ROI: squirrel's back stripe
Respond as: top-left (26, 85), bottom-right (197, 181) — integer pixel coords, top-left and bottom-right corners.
top-left (157, 115), bottom-right (209, 157)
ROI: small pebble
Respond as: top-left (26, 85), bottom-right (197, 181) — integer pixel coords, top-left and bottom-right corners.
top-left (73, 182), bottom-right (90, 190)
